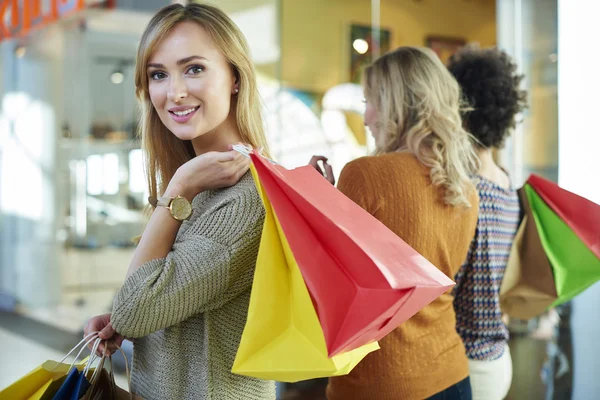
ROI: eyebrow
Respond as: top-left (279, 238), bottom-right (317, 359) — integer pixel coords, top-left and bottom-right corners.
top-left (147, 55), bottom-right (207, 69)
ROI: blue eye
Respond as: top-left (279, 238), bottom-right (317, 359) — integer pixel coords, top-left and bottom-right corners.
top-left (187, 65), bottom-right (204, 75)
top-left (150, 71), bottom-right (166, 80)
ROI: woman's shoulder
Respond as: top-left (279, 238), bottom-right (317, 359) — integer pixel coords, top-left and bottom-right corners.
top-left (344, 152), bottom-right (422, 171)
top-left (342, 152), bottom-right (428, 186)
top-left (196, 172), bottom-right (261, 207)
top-left (182, 172), bottom-right (264, 244)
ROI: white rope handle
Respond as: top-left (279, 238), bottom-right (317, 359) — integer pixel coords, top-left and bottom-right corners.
top-left (83, 338), bottom-right (102, 377)
top-left (232, 144), bottom-right (252, 158)
top-left (88, 344), bottom-right (108, 386)
top-left (68, 335), bottom-right (101, 372)
top-left (113, 342), bottom-right (132, 399)
top-left (232, 144), bottom-right (279, 165)
top-left (58, 331), bottom-right (98, 365)
top-left (50, 331), bottom-right (99, 373)
top-left (85, 341), bottom-right (132, 400)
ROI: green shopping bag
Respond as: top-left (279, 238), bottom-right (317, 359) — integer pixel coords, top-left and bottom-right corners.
top-left (526, 185), bottom-right (600, 306)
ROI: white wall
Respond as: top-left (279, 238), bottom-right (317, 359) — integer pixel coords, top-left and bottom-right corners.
top-left (558, 2), bottom-right (600, 399)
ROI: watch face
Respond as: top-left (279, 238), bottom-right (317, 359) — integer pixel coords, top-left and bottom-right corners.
top-left (171, 197), bottom-right (192, 221)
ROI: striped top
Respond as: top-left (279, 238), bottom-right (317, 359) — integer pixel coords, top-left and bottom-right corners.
top-left (453, 175), bottom-right (521, 361)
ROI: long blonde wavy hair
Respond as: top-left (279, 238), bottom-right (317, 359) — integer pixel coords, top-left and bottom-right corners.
top-left (134, 3), bottom-right (270, 201)
top-left (364, 46), bottom-right (479, 207)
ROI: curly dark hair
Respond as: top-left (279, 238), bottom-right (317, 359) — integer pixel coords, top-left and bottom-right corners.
top-left (448, 47), bottom-right (527, 149)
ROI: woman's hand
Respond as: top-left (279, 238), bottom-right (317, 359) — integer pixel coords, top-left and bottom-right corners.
top-left (168, 148), bottom-right (251, 200)
top-left (83, 313), bottom-right (124, 356)
top-left (309, 155), bottom-right (335, 185)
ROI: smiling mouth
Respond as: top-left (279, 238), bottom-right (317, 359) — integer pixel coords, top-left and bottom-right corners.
top-left (169, 106), bottom-right (199, 117)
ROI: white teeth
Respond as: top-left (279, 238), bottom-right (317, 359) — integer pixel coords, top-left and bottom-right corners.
top-left (173, 108), bottom-right (196, 116)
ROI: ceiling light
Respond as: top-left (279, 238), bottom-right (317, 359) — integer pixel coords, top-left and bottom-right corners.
top-left (110, 71), bottom-right (124, 84)
top-left (15, 45), bottom-right (26, 58)
top-left (353, 39), bottom-right (369, 55)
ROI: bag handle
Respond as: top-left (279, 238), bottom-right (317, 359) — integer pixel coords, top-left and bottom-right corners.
top-left (232, 144), bottom-right (278, 165)
top-left (113, 341), bottom-right (133, 400)
top-left (66, 334), bottom-right (101, 373)
top-left (82, 337), bottom-right (103, 377)
top-left (50, 331), bottom-right (99, 373)
top-left (85, 340), bottom-right (133, 400)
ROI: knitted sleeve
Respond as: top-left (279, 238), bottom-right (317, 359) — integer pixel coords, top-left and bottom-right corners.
top-left (111, 188), bottom-right (264, 338)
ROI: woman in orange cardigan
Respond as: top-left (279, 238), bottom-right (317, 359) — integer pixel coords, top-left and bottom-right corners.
top-left (311, 47), bottom-right (479, 399)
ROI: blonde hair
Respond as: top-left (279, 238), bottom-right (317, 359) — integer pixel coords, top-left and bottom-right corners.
top-left (364, 46), bottom-right (479, 207)
top-left (134, 3), bottom-right (269, 200)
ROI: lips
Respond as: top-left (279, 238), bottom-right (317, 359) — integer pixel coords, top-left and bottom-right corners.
top-left (168, 106), bottom-right (199, 123)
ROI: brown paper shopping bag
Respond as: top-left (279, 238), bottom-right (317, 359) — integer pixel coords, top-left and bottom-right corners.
top-left (500, 187), bottom-right (558, 320)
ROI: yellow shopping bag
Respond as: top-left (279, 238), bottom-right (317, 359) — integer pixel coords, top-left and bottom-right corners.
top-left (232, 165), bottom-right (379, 382)
top-left (0, 359), bottom-right (87, 400)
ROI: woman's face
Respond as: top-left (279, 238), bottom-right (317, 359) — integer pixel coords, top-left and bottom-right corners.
top-left (147, 21), bottom-right (237, 143)
top-left (363, 97), bottom-right (381, 146)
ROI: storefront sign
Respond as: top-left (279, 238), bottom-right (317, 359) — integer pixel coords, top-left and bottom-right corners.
top-left (0, 0), bottom-right (115, 41)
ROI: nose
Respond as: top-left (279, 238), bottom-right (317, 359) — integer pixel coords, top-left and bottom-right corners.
top-left (167, 75), bottom-right (188, 103)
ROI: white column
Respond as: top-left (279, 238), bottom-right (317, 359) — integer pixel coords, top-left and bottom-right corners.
top-left (558, 2), bottom-right (600, 399)
top-left (557, 3), bottom-right (600, 202)
top-left (495, 0), bottom-right (525, 186)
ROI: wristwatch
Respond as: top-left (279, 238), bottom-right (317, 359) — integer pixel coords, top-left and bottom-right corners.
top-left (148, 195), bottom-right (192, 221)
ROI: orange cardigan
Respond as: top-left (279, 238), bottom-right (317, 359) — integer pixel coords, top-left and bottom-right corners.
top-left (326, 152), bottom-right (478, 400)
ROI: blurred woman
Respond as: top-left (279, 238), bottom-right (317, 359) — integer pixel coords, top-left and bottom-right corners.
top-left (312, 46), bottom-right (479, 400)
top-left (449, 46), bottom-right (527, 400)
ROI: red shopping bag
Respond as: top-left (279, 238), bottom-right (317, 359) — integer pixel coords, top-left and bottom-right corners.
top-left (250, 152), bottom-right (454, 356)
top-left (527, 175), bottom-right (600, 259)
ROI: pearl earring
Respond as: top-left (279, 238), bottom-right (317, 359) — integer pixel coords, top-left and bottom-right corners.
top-left (233, 88), bottom-right (239, 94)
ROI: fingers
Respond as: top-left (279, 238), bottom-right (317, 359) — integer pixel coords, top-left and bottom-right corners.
top-left (98, 322), bottom-right (116, 340)
top-left (225, 147), bottom-right (252, 170)
top-left (212, 150), bottom-right (241, 162)
top-left (237, 158), bottom-right (251, 176)
top-left (97, 340), bottom-right (118, 357)
top-left (103, 337), bottom-right (124, 356)
top-left (323, 162), bottom-right (335, 185)
top-left (309, 156), bottom-right (329, 177)
top-left (97, 333), bottom-right (124, 357)
top-left (309, 155), bottom-right (328, 166)
top-left (226, 157), bottom-right (251, 187)
top-left (84, 317), bottom-right (104, 333)
top-left (220, 143), bottom-right (253, 162)
top-left (83, 314), bottom-right (117, 355)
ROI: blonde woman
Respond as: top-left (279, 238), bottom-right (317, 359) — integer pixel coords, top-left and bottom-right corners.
top-left (83, 4), bottom-right (274, 399)
top-left (311, 47), bottom-right (479, 399)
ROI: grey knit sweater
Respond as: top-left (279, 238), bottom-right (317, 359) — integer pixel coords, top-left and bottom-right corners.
top-left (111, 172), bottom-right (275, 400)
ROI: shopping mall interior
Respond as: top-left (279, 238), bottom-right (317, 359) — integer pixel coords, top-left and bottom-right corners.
top-left (0, 0), bottom-right (599, 399)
